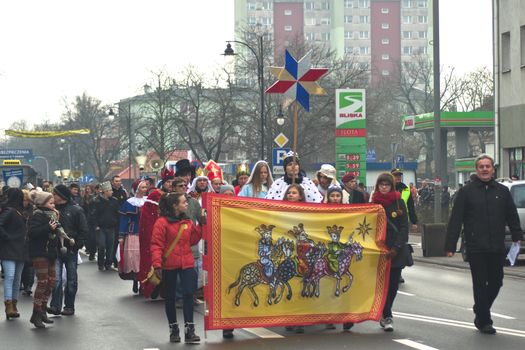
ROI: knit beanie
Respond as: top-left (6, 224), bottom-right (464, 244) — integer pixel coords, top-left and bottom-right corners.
top-left (327, 185), bottom-right (343, 198)
top-left (31, 190), bottom-right (53, 207)
top-left (53, 184), bottom-right (72, 201)
top-left (219, 184), bottom-right (235, 194)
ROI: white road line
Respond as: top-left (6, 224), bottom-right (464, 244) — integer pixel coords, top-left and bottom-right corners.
top-left (242, 327), bottom-right (284, 338)
top-left (397, 291), bottom-right (415, 296)
top-left (394, 339), bottom-right (440, 350)
top-left (466, 308), bottom-right (515, 320)
top-left (408, 242), bottom-right (422, 248)
top-left (144, 348), bottom-right (159, 350)
top-left (394, 311), bottom-right (525, 338)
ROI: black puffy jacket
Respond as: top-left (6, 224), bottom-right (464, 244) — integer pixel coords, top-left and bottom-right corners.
top-left (0, 207), bottom-right (26, 262)
top-left (446, 177), bottom-right (523, 254)
top-left (55, 201), bottom-right (88, 253)
top-left (28, 208), bottom-right (59, 260)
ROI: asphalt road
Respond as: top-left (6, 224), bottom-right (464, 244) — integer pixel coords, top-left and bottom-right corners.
top-left (1, 258), bottom-right (524, 350)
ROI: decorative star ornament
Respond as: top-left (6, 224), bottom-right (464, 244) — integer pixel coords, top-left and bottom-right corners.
top-left (265, 50), bottom-right (328, 112)
top-left (356, 217), bottom-right (372, 241)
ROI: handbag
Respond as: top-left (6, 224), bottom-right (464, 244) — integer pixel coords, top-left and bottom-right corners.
top-left (143, 223), bottom-right (188, 285)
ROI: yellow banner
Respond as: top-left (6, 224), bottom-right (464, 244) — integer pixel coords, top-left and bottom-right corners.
top-left (203, 194), bottom-right (389, 330)
top-left (5, 129), bottom-right (91, 138)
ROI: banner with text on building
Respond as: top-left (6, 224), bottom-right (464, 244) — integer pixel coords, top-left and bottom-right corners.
top-left (336, 89), bottom-right (367, 185)
top-left (202, 194), bottom-right (389, 330)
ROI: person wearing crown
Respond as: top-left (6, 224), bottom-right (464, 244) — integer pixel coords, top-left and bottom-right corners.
top-left (266, 151), bottom-right (323, 203)
top-left (138, 166), bottom-right (175, 298)
top-left (187, 166), bottom-right (213, 205)
top-left (233, 164), bottom-right (250, 196)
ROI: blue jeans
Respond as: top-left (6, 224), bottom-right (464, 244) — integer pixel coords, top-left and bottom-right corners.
top-left (1, 260), bottom-right (24, 300)
top-left (164, 268), bottom-right (196, 324)
top-left (97, 228), bottom-right (115, 268)
top-left (50, 252), bottom-right (78, 310)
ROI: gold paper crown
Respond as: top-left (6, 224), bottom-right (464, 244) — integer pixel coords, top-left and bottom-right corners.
top-left (236, 163), bottom-right (250, 175)
top-left (195, 167), bottom-right (207, 177)
top-left (327, 225), bottom-right (344, 237)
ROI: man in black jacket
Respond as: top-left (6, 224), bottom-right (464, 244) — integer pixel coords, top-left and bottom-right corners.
top-left (48, 184), bottom-right (88, 316)
top-left (445, 154), bottom-right (522, 334)
top-left (93, 181), bottom-right (120, 271)
top-left (110, 176), bottom-right (128, 268)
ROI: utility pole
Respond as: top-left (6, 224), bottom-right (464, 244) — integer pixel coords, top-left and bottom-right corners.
top-left (432, 0), bottom-right (442, 223)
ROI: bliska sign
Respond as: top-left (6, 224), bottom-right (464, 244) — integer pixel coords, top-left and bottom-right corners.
top-left (272, 148), bottom-right (291, 176)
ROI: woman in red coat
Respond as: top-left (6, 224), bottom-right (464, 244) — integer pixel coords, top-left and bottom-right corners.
top-left (151, 192), bottom-right (202, 344)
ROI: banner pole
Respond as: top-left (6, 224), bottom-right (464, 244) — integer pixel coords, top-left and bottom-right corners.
top-left (292, 102), bottom-right (299, 184)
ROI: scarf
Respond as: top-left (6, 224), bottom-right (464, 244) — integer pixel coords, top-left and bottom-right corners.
top-left (372, 190), bottom-right (400, 207)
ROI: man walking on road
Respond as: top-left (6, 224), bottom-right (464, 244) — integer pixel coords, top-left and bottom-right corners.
top-left (445, 154), bottom-right (522, 334)
top-left (48, 185), bottom-right (88, 316)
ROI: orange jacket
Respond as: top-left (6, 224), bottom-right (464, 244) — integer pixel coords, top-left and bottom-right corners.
top-left (150, 216), bottom-right (202, 270)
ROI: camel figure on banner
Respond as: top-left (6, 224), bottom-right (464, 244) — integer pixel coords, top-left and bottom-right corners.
top-left (227, 224), bottom-right (286, 307)
top-left (303, 227), bottom-right (364, 298)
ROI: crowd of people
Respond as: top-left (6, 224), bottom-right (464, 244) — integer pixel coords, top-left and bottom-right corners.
top-left (0, 153), bottom-right (519, 341)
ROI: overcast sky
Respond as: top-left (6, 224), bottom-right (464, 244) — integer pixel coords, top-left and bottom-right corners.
top-left (0, 0), bottom-right (493, 128)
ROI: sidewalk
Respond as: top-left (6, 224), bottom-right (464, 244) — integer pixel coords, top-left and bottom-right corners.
top-left (408, 234), bottom-right (525, 279)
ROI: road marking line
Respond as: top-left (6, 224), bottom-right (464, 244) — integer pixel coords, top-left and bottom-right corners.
top-left (408, 242), bottom-right (422, 247)
top-left (398, 291), bottom-right (415, 296)
top-left (466, 308), bottom-right (515, 320)
top-left (394, 311), bottom-right (525, 338)
top-left (144, 348), bottom-right (159, 350)
top-left (394, 339), bottom-right (440, 350)
top-left (242, 327), bottom-right (284, 338)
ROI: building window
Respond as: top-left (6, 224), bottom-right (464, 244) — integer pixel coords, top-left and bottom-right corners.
top-left (417, 0), bottom-right (427, 8)
top-left (403, 16), bottom-right (411, 24)
top-left (360, 62), bottom-right (369, 70)
top-left (360, 15), bottom-right (370, 24)
top-left (248, 16), bottom-right (256, 25)
top-left (320, 17), bottom-right (331, 25)
top-left (321, 32), bottom-right (330, 41)
top-left (418, 15), bottom-right (428, 24)
top-left (263, 32), bottom-right (273, 41)
top-left (345, 15), bottom-right (353, 23)
top-left (403, 46), bottom-right (413, 55)
top-left (345, 31), bottom-right (353, 39)
top-left (262, 2), bottom-right (272, 10)
top-left (509, 148), bottom-right (525, 179)
top-left (382, 54), bottom-right (390, 60)
top-left (419, 31), bottom-right (427, 39)
top-left (305, 1), bottom-right (315, 10)
top-left (359, 0), bottom-right (369, 8)
top-left (284, 25), bottom-right (293, 31)
top-left (321, 1), bottom-right (330, 10)
top-left (382, 38), bottom-right (390, 44)
top-left (416, 46), bottom-right (427, 54)
top-left (284, 9), bottom-right (292, 16)
top-left (402, 31), bottom-right (412, 39)
top-left (345, 0), bottom-right (353, 8)
top-left (345, 46), bottom-right (354, 53)
top-left (381, 23), bottom-right (390, 29)
top-left (305, 17), bottom-right (316, 26)
top-left (381, 8), bottom-right (390, 14)
top-left (359, 46), bottom-right (370, 55)
top-left (402, 0), bottom-right (411, 8)
top-left (306, 32), bottom-right (315, 41)
top-left (502, 31), bottom-right (511, 72)
top-left (261, 17), bottom-right (272, 26)
top-left (521, 26), bottom-right (525, 66)
top-left (247, 2), bottom-right (256, 11)
top-left (382, 69), bottom-right (390, 76)
top-left (359, 31), bottom-right (369, 39)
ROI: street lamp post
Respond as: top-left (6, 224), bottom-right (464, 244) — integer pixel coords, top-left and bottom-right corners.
top-left (59, 139), bottom-right (72, 170)
top-left (34, 155), bottom-right (49, 181)
top-left (109, 103), bottom-right (132, 188)
top-left (223, 36), bottom-right (266, 160)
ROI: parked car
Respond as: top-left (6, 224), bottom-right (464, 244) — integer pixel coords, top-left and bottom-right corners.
top-left (460, 178), bottom-right (525, 262)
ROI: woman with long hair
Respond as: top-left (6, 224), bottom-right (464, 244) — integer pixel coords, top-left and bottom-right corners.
top-left (238, 161), bottom-right (274, 198)
top-left (151, 192), bottom-right (202, 344)
top-left (371, 173), bottom-right (409, 332)
top-left (0, 188), bottom-right (27, 320)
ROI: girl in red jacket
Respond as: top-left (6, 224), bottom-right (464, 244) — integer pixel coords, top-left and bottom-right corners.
top-left (151, 192), bottom-right (202, 344)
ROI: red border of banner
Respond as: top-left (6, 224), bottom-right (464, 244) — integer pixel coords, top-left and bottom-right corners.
top-left (202, 193), bottom-right (390, 330)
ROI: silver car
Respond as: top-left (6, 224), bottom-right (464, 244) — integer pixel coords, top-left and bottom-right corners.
top-left (498, 179), bottom-right (525, 257)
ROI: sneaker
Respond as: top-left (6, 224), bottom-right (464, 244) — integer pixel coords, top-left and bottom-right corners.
top-left (222, 329), bottom-right (234, 339)
top-left (46, 306), bottom-right (61, 315)
top-left (479, 324), bottom-right (496, 334)
top-left (61, 308), bottom-right (75, 316)
top-left (380, 317), bottom-right (393, 332)
top-left (343, 322), bottom-right (354, 330)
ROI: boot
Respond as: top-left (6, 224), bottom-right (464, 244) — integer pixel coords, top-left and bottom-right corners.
top-left (4, 300), bottom-right (17, 320)
top-left (30, 310), bottom-right (46, 328)
top-left (41, 304), bottom-right (54, 324)
top-left (11, 300), bottom-right (20, 318)
top-left (184, 322), bottom-right (200, 344)
top-left (169, 323), bottom-right (181, 343)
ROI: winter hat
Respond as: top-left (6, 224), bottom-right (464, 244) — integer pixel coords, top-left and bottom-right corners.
top-left (316, 164), bottom-right (340, 186)
top-left (31, 190), bottom-right (53, 207)
top-left (341, 173), bottom-right (355, 184)
top-left (175, 159), bottom-right (196, 178)
top-left (53, 184), bottom-right (72, 201)
top-left (219, 184), bottom-right (235, 195)
top-left (100, 181), bottom-right (112, 192)
top-left (283, 151), bottom-right (300, 171)
top-left (327, 185), bottom-right (343, 198)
